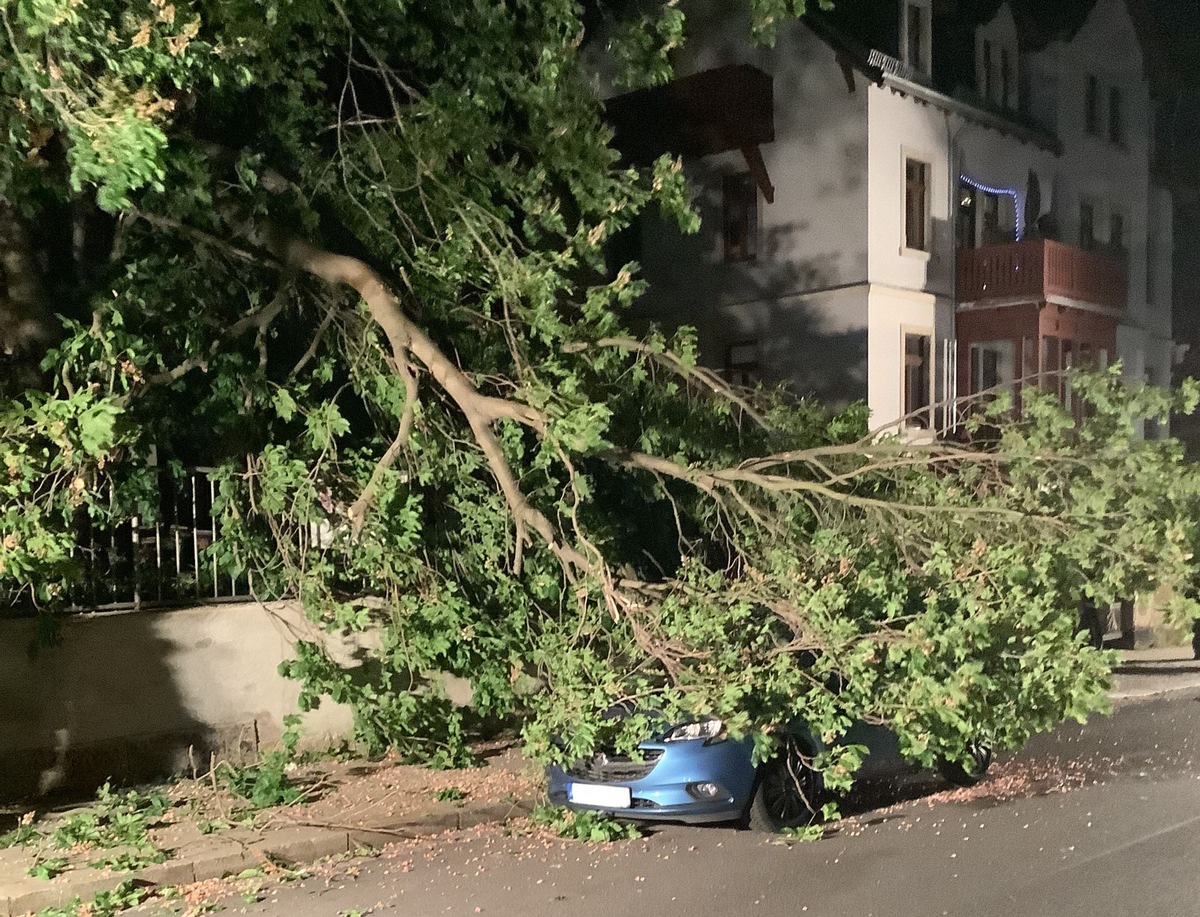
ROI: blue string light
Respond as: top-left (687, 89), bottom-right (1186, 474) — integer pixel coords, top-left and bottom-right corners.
top-left (959, 173), bottom-right (1023, 240)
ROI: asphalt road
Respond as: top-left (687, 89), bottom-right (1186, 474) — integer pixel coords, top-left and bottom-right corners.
top-left (155, 688), bottom-right (1200, 917)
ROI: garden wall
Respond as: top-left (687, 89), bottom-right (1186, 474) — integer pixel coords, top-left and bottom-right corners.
top-left (0, 602), bottom-right (363, 801)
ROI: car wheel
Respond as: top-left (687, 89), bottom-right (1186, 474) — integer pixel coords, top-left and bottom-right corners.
top-left (937, 740), bottom-right (993, 788)
top-left (746, 738), bottom-right (824, 832)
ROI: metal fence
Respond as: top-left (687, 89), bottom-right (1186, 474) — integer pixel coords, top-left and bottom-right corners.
top-left (39, 469), bottom-right (251, 614)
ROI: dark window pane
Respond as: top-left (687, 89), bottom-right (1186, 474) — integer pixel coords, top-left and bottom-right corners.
top-left (958, 182), bottom-right (978, 249)
top-left (907, 4), bottom-right (924, 70)
top-left (983, 40), bottom-right (992, 99)
top-left (1109, 86), bottom-right (1123, 144)
top-left (725, 341), bottom-right (760, 386)
top-left (905, 160), bottom-right (929, 251)
top-left (1000, 48), bottom-right (1010, 105)
top-left (1085, 75), bottom-right (1100, 134)
top-left (723, 173), bottom-right (757, 262)
top-left (1080, 202), bottom-right (1095, 250)
top-left (904, 332), bottom-right (932, 427)
top-left (1110, 212), bottom-right (1124, 249)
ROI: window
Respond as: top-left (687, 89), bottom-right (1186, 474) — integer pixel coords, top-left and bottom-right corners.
top-left (981, 192), bottom-right (1001, 244)
top-left (903, 332), bottom-right (932, 428)
top-left (1079, 202), bottom-right (1096, 250)
top-left (1147, 234), bottom-right (1158, 303)
top-left (903, 1), bottom-right (931, 75)
top-left (1085, 75), bottom-right (1100, 135)
top-left (1041, 336), bottom-right (1060, 394)
top-left (1084, 74), bottom-right (1099, 134)
top-left (970, 340), bottom-right (1015, 394)
top-left (983, 41), bottom-right (993, 101)
top-left (1146, 367), bottom-right (1163, 439)
top-left (1109, 86), bottom-right (1123, 145)
top-left (725, 341), bottom-right (760, 386)
top-left (904, 158), bottom-right (930, 252)
top-left (1062, 341), bottom-right (1074, 413)
top-left (1000, 48), bottom-right (1011, 107)
top-left (957, 183), bottom-right (978, 249)
top-left (1110, 212), bottom-right (1125, 251)
top-left (722, 173), bottom-right (758, 263)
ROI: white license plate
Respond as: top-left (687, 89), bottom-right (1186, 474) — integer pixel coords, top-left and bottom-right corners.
top-left (568, 783), bottom-right (632, 809)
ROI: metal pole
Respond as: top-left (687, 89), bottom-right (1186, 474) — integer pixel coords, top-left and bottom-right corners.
top-left (210, 475), bottom-right (219, 599)
top-left (131, 516), bottom-right (140, 612)
top-left (191, 474), bottom-right (200, 597)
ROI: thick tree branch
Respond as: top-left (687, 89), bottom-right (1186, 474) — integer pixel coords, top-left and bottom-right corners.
top-left (346, 356), bottom-right (419, 534)
top-left (264, 231), bottom-right (589, 575)
top-left (564, 336), bottom-right (769, 429)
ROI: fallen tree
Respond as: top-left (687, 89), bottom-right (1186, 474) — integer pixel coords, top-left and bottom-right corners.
top-left (0, 0), bottom-right (1198, 784)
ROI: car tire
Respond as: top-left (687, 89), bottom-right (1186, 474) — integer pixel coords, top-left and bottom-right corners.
top-left (745, 737), bottom-right (824, 832)
top-left (937, 741), bottom-right (993, 788)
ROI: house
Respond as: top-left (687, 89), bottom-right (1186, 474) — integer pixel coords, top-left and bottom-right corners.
top-left (607, 0), bottom-right (1176, 435)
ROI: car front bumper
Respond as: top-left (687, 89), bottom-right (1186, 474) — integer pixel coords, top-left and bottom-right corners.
top-left (547, 737), bottom-right (758, 824)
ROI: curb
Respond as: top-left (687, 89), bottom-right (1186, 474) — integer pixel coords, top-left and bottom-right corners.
top-left (1, 797), bottom-right (536, 917)
top-left (1111, 682), bottom-right (1200, 705)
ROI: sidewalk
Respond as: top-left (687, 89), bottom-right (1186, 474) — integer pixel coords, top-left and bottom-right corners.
top-left (0, 745), bottom-right (538, 917)
top-left (1110, 645), bottom-right (1200, 702)
top-left (5, 651), bottom-right (1200, 916)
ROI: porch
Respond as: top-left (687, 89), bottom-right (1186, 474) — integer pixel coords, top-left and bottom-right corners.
top-left (956, 237), bottom-right (1129, 314)
top-left (954, 238), bottom-right (1128, 400)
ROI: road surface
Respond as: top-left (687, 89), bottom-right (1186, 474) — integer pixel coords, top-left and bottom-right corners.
top-left (146, 688), bottom-right (1200, 917)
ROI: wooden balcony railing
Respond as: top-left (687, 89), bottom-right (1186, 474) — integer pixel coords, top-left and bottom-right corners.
top-left (957, 238), bottom-right (1128, 313)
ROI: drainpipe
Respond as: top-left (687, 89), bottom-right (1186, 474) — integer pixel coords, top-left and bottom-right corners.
top-left (944, 110), bottom-right (985, 434)
top-left (945, 112), bottom-right (971, 433)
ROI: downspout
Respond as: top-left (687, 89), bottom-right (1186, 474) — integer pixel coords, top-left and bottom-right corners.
top-left (944, 110), bottom-right (982, 434)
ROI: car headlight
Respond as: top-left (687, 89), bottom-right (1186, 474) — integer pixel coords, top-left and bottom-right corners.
top-left (662, 719), bottom-right (727, 744)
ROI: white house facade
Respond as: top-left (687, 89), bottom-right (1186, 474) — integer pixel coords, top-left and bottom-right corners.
top-left (609, 0), bottom-right (1175, 436)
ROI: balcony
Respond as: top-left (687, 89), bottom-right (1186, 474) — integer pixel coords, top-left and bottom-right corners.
top-left (956, 238), bottom-right (1128, 313)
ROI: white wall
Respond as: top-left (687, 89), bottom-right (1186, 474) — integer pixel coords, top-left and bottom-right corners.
top-left (867, 286), bottom-right (955, 430)
top-left (1147, 184), bottom-right (1174, 342)
top-left (866, 84), bottom-right (954, 299)
top-left (864, 84), bottom-right (958, 427)
top-left (710, 285), bottom-right (869, 407)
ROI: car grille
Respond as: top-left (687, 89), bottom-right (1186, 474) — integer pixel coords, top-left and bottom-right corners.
top-left (566, 749), bottom-right (664, 782)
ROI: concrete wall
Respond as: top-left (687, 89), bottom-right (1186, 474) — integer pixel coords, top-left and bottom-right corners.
top-left (0, 602), bottom-right (361, 801)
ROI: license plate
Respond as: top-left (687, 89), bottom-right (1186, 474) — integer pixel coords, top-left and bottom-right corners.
top-left (568, 783), bottom-right (632, 809)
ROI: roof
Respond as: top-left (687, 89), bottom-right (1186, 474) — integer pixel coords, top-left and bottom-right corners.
top-left (1011, 0), bottom-right (1099, 51)
top-left (935, 0), bottom-right (1168, 92)
top-left (803, 6), bottom-right (1061, 153)
top-left (604, 64), bottom-right (775, 163)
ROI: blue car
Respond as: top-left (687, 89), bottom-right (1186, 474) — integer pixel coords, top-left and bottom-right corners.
top-left (547, 717), bottom-right (991, 832)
